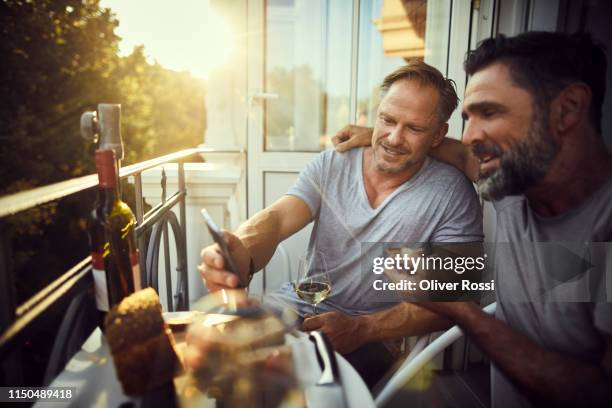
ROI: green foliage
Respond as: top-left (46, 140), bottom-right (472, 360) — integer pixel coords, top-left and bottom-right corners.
top-left (1, 0), bottom-right (120, 190)
top-left (1, 0), bottom-right (207, 385)
top-left (115, 46), bottom-right (206, 164)
top-left (1, 0), bottom-right (206, 195)
top-left (0, 0), bottom-right (206, 298)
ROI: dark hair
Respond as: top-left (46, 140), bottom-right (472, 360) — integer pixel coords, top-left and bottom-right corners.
top-left (380, 60), bottom-right (459, 123)
top-left (465, 32), bottom-right (607, 133)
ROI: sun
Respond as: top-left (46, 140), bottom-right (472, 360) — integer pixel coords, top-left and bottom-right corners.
top-left (101, 0), bottom-right (234, 80)
top-left (189, 11), bottom-right (234, 79)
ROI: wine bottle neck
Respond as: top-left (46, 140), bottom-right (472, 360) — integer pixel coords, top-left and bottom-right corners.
top-left (95, 149), bottom-right (120, 199)
top-left (99, 185), bottom-right (119, 208)
top-left (97, 163), bottom-right (118, 188)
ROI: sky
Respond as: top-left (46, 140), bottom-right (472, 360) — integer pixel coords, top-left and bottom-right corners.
top-left (99, 0), bottom-right (234, 80)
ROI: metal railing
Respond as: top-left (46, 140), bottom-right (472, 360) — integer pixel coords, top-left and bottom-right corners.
top-left (0, 145), bottom-right (223, 384)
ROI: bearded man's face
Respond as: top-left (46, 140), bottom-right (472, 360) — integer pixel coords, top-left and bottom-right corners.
top-left (462, 63), bottom-right (559, 200)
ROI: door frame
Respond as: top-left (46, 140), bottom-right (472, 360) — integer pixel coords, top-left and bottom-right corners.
top-left (245, 0), bottom-right (480, 293)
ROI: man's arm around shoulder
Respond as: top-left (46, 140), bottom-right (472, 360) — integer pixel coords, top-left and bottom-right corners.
top-left (430, 137), bottom-right (479, 182)
top-left (332, 125), bottom-right (479, 182)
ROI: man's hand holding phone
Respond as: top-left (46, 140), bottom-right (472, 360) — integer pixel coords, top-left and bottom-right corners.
top-left (199, 230), bottom-right (251, 291)
top-left (199, 210), bottom-right (252, 291)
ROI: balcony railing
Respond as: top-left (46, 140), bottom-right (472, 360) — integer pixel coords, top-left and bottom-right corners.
top-left (0, 146), bottom-right (223, 385)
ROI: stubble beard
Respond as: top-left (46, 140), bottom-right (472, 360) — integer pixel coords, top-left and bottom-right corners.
top-left (372, 142), bottom-right (417, 175)
top-left (477, 112), bottom-right (559, 201)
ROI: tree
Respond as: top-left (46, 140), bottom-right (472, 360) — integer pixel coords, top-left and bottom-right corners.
top-left (1, 0), bottom-right (207, 194)
top-left (1, 0), bottom-right (121, 190)
top-left (112, 46), bottom-right (206, 164)
top-left (1, 0), bottom-right (208, 386)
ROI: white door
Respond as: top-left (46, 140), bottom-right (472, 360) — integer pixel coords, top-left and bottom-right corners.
top-left (246, 0), bottom-right (354, 294)
top-left (247, 0), bottom-right (472, 295)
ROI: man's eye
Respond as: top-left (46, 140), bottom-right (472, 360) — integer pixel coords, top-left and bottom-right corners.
top-left (482, 110), bottom-right (496, 118)
top-left (381, 116), bottom-right (394, 125)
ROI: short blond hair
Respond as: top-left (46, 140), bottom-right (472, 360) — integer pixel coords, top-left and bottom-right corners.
top-left (380, 60), bottom-right (459, 123)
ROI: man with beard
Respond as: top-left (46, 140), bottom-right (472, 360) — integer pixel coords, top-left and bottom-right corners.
top-left (334, 32), bottom-right (612, 406)
top-left (198, 61), bottom-right (483, 388)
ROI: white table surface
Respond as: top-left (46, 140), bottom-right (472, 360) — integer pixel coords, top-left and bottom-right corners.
top-left (38, 328), bottom-right (374, 408)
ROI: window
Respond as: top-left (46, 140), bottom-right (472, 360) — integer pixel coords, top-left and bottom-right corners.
top-left (265, 0), bottom-right (352, 151)
top-left (356, 0), bottom-right (451, 126)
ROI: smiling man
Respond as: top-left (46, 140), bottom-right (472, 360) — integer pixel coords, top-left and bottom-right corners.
top-left (432, 32), bottom-right (612, 407)
top-left (334, 32), bottom-right (612, 406)
top-left (459, 63), bottom-right (568, 205)
top-left (199, 61), bottom-right (483, 388)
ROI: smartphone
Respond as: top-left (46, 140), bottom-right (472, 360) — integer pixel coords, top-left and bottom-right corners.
top-left (200, 209), bottom-right (239, 275)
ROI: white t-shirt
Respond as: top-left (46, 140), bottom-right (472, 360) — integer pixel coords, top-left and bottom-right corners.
top-left (266, 147), bottom-right (483, 316)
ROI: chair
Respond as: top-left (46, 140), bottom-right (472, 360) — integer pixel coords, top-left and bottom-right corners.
top-left (43, 291), bottom-right (98, 385)
top-left (374, 302), bottom-right (497, 407)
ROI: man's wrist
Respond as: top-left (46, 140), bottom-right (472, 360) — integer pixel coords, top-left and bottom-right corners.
top-left (356, 314), bottom-right (376, 344)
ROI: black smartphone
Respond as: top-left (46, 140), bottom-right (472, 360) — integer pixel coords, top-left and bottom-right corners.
top-left (200, 208), bottom-right (239, 275)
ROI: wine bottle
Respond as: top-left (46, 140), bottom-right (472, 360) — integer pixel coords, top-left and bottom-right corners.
top-left (93, 149), bottom-right (142, 311)
top-left (88, 179), bottom-right (110, 329)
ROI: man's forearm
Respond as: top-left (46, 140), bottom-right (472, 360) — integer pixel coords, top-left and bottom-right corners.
top-left (451, 304), bottom-right (612, 405)
top-left (234, 208), bottom-right (283, 271)
top-left (359, 303), bottom-right (453, 343)
top-left (230, 196), bottom-right (312, 278)
top-left (429, 137), bottom-right (479, 182)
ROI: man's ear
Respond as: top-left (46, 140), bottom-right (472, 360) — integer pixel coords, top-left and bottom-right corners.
top-left (551, 82), bottom-right (592, 135)
top-left (431, 123), bottom-right (448, 148)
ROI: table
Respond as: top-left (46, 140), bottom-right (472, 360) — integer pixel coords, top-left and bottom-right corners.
top-left (38, 328), bottom-right (374, 408)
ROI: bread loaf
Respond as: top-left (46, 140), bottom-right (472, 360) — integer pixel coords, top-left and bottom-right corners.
top-left (105, 288), bottom-right (181, 395)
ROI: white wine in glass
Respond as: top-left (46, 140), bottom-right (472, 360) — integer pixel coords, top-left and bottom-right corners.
top-left (295, 281), bottom-right (331, 305)
top-left (294, 252), bottom-right (331, 315)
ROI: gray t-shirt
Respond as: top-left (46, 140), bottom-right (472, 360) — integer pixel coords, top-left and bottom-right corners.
top-left (267, 147), bottom-right (483, 316)
top-left (491, 179), bottom-right (612, 407)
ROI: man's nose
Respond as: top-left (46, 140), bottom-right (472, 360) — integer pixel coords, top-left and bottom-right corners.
top-left (387, 127), bottom-right (403, 145)
top-left (462, 120), bottom-right (484, 146)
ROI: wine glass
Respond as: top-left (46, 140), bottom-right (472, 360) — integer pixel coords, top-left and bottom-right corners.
top-left (293, 251), bottom-right (331, 315)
